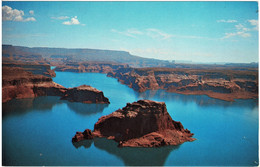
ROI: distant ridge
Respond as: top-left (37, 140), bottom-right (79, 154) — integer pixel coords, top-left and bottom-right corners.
top-left (2, 45), bottom-right (172, 67)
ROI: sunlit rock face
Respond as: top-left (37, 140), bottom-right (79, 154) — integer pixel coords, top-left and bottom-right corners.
top-left (73, 100), bottom-right (195, 147)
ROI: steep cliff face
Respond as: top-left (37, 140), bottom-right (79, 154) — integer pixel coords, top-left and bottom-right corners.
top-left (2, 66), bottom-right (65, 103)
top-left (3, 62), bottom-right (56, 77)
top-left (72, 100), bottom-right (195, 147)
top-left (107, 68), bottom-right (258, 101)
top-left (2, 65), bottom-right (110, 104)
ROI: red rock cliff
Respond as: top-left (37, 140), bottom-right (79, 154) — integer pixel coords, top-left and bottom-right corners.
top-left (2, 65), bottom-right (110, 104)
top-left (107, 68), bottom-right (258, 101)
top-left (72, 100), bottom-right (195, 147)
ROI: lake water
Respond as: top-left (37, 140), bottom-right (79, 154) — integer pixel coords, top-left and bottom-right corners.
top-left (2, 71), bottom-right (259, 166)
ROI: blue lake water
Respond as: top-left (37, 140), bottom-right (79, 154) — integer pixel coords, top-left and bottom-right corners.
top-left (2, 71), bottom-right (259, 166)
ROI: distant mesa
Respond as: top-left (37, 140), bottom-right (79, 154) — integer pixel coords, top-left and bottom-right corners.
top-left (2, 44), bottom-right (172, 68)
top-left (72, 100), bottom-right (195, 147)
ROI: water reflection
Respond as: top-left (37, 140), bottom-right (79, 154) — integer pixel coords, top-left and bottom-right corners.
top-left (3, 96), bottom-right (108, 117)
top-left (137, 89), bottom-right (258, 109)
top-left (74, 138), bottom-right (180, 166)
top-left (64, 101), bottom-right (109, 116)
top-left (2, 96), bottom-right (62, 117)
top-left (72, 140), bottom-right (93, 149)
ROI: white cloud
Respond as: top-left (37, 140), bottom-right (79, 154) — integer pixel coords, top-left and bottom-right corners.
top-left (248, 19), bottom-right (258, 26)
top-left (24, 17), bottom-right (36, 22)
top-left (51, 16), bottom-right (69, 20)
top-left (248, 19), bottom-right (258, 31)
top-left (111, 28), bottom-right (172, 40)
top-left (223, 31), bottom-right (251, 39)
top-left (2, 5), bottom-right (36, 22)
top-left (127, 29), bottom-right (143, 35)
top-left (217, 19), bottom-right (237, 23)
top-left (29, 10), bottom-right (34, 15)
top-left (237, 32), bottom-right (251, 38)
top-left (146, 28), bottom-right (173, 40)
top-left (235, 24), bottom-right (244, 30)
top-left (222, 21), bottom-right (257, 39)
top-left (62, 16), bottom-right (82, 25)
top-left (235, 23), bottom-right (250, 32)
top-left (111, 29), bottom-right (138, 38)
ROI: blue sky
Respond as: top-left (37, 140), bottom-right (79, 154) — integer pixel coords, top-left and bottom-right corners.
top-left (2, 1), bottom-right (259, 63)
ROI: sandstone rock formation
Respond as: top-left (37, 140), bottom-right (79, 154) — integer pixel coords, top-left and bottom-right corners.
top-left (2, 65), bottom-right (109, 104)
top-left (2, 66), bottom-right (65, 103)
top-left (55, 61), bottom-right (129, 73)
top-left (61, 85), bottom-right (110, 103)
top-left (72, 129), bottom-right (94, 142)
top-left (72, 100), bottom-right (195, 147)
top-left (107, 67), bottom-right (258, 101)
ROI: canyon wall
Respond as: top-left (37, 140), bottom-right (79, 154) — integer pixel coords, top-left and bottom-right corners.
top-left (54, 62), bottom-right (258, 101)
top-left (55, 62), bottom-right (129, 73)
top-left (107, 67), bottom-right (258, 101)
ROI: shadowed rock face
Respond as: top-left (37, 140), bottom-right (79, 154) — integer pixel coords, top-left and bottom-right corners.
top-left (61, 85), bottom-right (110, 104)
top-left (72, 100), bottom-right (195, 147)
top-left (72, 129), bottom-right (94, 142)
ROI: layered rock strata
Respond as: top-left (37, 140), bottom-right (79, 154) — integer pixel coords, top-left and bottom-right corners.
top-left (55, 62), bottom-right (129, 73)
top-left (72, 100), bottom-right (195, 147)
top-left (55, 62), bottom-right (258, 101)
top-left (2, 66), bottom-right (109, 104)
top-left (107, 68), bottom-right (258, 101)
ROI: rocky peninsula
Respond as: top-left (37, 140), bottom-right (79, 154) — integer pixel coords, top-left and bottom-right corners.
top-left (2, 63), bottom-right (109, 104)
top-left (107, 67), bottom-right (258, 101)
top-left (72, 100), bottom-right (195, 147)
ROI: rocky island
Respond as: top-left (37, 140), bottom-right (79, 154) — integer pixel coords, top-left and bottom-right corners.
top-left (61, 85), bottom-right (110, 103)
top-left (72, 100), bottom-right (195, 147)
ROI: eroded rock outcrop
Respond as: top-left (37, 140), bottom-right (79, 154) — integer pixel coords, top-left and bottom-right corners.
top-left (2, 65), bottom-right (110, 104)
top-left (72, 129), bottom-right (94, 142)
top-left (72, 100), bottom-right (195, 147)
top-left (61, 85), bottom-right (110, 103)
top-left (2, 66), bottom-right (65, 103)
top-left (55, 62), bottom-right (129, 73)
top-left (107, 68), bottom-right (258, 101)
